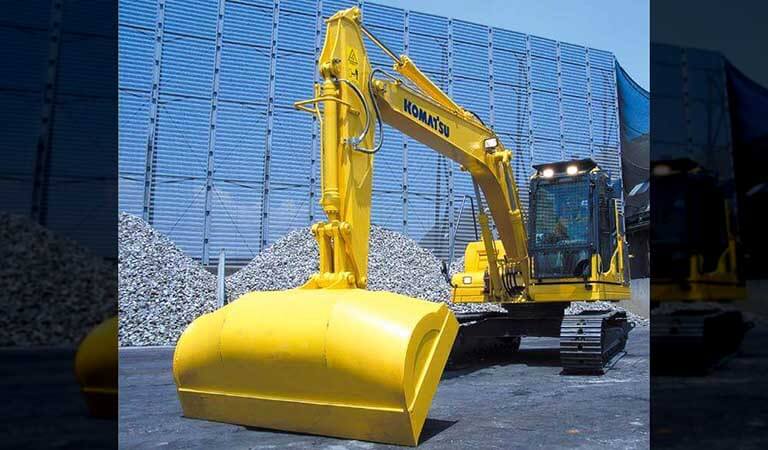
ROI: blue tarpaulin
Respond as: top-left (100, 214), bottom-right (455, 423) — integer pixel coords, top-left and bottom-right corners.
top-left (617, 62), bottom-right (649, 223)
top-left (726, 61), bottom-right (768, 275)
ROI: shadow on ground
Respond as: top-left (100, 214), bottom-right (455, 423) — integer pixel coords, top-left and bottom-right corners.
top-left (445, 345), bottom-right (562, 379)
top-left (419, 418), bottom-right (458, 444)
top-left (119, 329), bottom-right (649, 449)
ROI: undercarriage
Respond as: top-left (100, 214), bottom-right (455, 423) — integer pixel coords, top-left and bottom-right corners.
top-left (651, 303), bottom-right (753, 374)
top-left (450, 303), bottom-right (633, 374)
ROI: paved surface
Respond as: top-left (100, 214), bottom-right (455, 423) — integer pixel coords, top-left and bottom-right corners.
top-left (119, 328), bottom-right (649, 449)
top-left (1, 347), bottom-right (116, 448)
top-left (651, 322), bottom-right (768, 449)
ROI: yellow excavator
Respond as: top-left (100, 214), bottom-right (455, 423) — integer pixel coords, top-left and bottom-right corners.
top-left (173, 7), bottom-right (632, 446)
top-left (650, 159), bottom-right (751, 372)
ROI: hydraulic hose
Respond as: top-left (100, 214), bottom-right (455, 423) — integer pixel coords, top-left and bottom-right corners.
top-left (337, 72), bottom-right (384, 155)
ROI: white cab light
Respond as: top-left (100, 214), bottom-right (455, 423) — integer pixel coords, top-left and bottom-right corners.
top-left (653, 164), bottom-right (671, 176)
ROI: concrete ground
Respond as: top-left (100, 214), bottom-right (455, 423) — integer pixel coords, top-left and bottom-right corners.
top-left (651, 323), bottom-right (768, 449)
top-left (119, 328), bottom-right (649, 449)
top-left (0, 347), bottom-right (116, 448)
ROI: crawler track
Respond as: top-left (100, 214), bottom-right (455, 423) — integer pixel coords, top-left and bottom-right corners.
top-left (560, 310), bottom-right (632, 374)
top-left (651, 307), bottom-right (752, 373)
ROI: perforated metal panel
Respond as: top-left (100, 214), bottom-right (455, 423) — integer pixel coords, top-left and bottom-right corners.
top-left (651, 44), bottom-right (733, 182)
top-left (0, 0), bottom-right (116, 255)
top-left (118, 0), bottom-right (624, 265)
top-left (362, 3), bottom-right (405, 234)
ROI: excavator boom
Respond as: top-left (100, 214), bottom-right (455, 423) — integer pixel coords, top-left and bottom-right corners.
top-left (295, 9), bottom-right (530, 296)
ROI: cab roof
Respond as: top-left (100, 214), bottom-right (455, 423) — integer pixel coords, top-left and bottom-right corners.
top-left (532, 158), bottom-right (598, 173)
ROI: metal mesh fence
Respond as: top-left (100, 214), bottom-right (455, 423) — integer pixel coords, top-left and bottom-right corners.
top-left (1, 0), bottom-right (116, 257)
top-left (118, 0), bottom-right (624, 265)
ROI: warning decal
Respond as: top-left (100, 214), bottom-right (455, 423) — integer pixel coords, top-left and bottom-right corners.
top-left (348, 49), bottom-right (358, 65)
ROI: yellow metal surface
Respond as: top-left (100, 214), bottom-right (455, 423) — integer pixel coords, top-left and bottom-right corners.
top-left (290, 7), bottom-right (377, 290)
top-left (652, 244), bottom-right (745, 302)
top-left (173, 8), bottom-right (464, 446)
top-left (75, 316), bottom-right (118, 417)
top-left (452, 216), bottom-right (631, 304)
top-left (173, 289), bottom-right (458, 446)
top-left (394, 55), bottom-right (468, 118)
top-left (653, 200), bottom-right (745, 303)
top-left (529, 281), bottom-right (630, 302)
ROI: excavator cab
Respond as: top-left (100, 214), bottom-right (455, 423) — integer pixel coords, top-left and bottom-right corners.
top-left (650, 158), bottom-right (742, 298)
top-left (527, 159), bottom-right (630, 303)
top-left (453, 158), bottom-right (629, 303)
top-left (529, 159), bottom-right (629, 285)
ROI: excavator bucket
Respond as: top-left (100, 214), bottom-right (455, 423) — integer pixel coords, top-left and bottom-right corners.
top-left (173, 288), bottom-right (459, 446)
top-left (75, 316), bottom-right (118, 417)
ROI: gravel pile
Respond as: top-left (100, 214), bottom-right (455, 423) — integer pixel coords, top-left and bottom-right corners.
top-left (118, 213), bottom-right (216, 346)
top-left (228, 226), bottom-right (452, 303)
top-left (566, 301), bottom-right (647, 327)
top-left (449, 256), bottom-right (466, 277)
top-left (0, 214), bottom-right (116, 346)
top-left (227, 226), bottom-right (504, 314)
top-left (367, 227), bottom-right (454, 303)
top-left (118, 214), bottom-right (646, 347)
top-left (226, 228), bottom-right (319, 298)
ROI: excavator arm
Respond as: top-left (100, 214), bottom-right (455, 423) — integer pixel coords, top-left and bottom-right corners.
top-left (295, 7), bottom-right (529, 298)
top-left (372, 76), bottom-right (529, 298)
